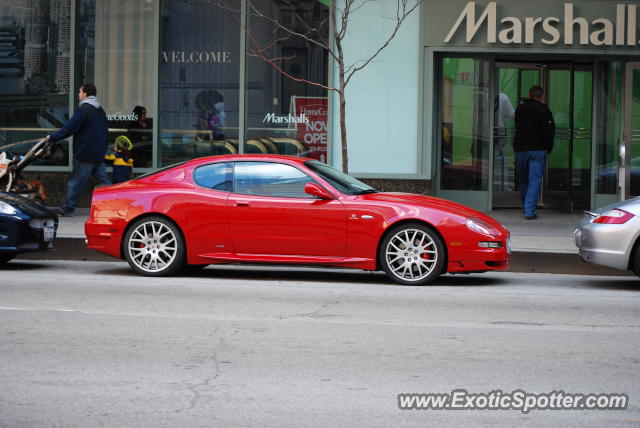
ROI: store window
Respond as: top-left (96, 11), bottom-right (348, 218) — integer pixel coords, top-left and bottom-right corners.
top-left (159, 0), bottom-right (240, 166)
top-left (0, 0), bottom-right (71, 166)
top-left (440, 57), bottom-right (490, 191)
top-left (245, 0), bottom-right (329, 161)
top-left (76, 0), bottom-right (158, 168)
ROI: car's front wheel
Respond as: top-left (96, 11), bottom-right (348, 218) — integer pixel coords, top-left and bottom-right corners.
top-left (379, 223), bottom-right (445, 285)
top-left (124, 216), bottom-right (185, 276)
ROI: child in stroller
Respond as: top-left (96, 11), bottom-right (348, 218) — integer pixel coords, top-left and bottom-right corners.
top-left (0, 138), bottom-right (56, 203)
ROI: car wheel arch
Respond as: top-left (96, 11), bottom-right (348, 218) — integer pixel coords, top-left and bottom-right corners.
top-left (120, 212), bottom-right (187, 261)
top-left (626, 230), bottom-right (640, 272)
top-left (375, 219), bottom-right (448, 272)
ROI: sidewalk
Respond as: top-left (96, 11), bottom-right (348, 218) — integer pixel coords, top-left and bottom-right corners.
top-left (24, 207), bottom-right (630, 276)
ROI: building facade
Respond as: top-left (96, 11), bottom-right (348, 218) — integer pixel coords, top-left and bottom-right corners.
top-left (0, 0), bottom-right (639, 212)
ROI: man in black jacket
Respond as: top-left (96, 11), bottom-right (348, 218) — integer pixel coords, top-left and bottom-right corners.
top-left (47, 83), bottom-right (111, 216)
top-left (514, 85), bottom-right (555, 220)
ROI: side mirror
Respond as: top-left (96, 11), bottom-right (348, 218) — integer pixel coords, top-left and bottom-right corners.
top-left (305, 182), bottom-right (333, 200)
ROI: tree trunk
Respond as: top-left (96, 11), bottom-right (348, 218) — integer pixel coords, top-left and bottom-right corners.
top-left (338, 89), bottom-right (348, 174)
top-left (334, 13), bottom-right (348, 174)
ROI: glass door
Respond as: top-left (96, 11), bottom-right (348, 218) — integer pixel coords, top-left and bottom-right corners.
top-left (593, 61), bottom-right (622, 208)
top-left (437, 57), bottom-right (491, 211)
top-left (623, 62), bottom-right (640, 199)
top-left (544, 64), bottom-right (593, 212)
top-left (492, 63), bottom-right (541, 208)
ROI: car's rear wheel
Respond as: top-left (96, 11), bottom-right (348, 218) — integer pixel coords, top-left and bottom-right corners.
top-left (124, 216), bottom-right (184, 276)
top-left (379, 223), bottom-right (445, 285)
top-left (633, 245), bottom-right (640, 278)
top-left (0, 253), bottom-right (16, 264)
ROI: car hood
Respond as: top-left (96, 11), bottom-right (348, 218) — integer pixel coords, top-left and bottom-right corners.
top-left (359, 192), bottom-right (506, 229)
top-left (0, 191), bottom-right (56, 217)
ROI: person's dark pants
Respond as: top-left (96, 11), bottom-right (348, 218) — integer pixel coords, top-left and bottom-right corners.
top-left (516, 150), bottom-right (546, 217)
top-left (59, 159), bottom-right (111, 214)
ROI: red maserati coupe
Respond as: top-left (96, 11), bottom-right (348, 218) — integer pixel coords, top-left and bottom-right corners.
top-left (86, 155), bottom-right (510, 285)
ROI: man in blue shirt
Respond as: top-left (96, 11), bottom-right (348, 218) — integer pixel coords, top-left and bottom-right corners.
top-left (47, 83), bottom-right (111, 216)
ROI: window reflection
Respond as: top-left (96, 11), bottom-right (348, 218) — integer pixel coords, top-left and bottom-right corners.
top-left (440, 57), bottom-right (490, 191)
top-left (76, 0), bottom-right (158, 169)
top-left (159, 0), bottom-right (240, 166)
top-left (0, 0), bottom-right (71, 166)
top-left (234, 161), bottom-right (314, 198)
top-left (246, 0), bottom-right (329, 162)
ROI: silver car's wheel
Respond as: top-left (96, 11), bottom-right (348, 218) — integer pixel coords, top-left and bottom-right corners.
top-left (379, 223), bottom-right (445, 285)
top-left (633, 246), bottom-right (640, 279)
top-left (124, 216), bottom-right (184, 276)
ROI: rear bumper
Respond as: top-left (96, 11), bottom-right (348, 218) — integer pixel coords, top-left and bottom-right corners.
top-left (85, 221), bottom-right (123, 259)
top-left (574, 220), bottom-right (636, 272)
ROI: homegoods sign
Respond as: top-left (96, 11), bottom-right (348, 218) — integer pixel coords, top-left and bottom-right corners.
top-left (444, 2), bottom-right (639, 46)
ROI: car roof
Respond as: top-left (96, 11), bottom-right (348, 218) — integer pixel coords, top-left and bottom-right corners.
top-left (183, 154), bottom-right (314, 167)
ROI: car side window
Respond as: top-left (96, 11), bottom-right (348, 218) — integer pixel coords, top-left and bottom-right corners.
top-left (193, 162), bottom-right (233, 191)
top-left (234, 162), bottom-right (314, 198)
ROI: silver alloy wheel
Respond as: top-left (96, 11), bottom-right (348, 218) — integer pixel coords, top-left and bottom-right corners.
top-left (384, 228), bottom-right (438, 282)
top-left (127, 220), bottom-right (178, 273)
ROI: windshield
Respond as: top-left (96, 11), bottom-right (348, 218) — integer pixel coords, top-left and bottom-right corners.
top-left (305, 160), bottom-right (377, 195)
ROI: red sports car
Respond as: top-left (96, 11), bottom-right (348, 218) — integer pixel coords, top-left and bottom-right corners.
top-left (86, 155), bottom-right (510, 285)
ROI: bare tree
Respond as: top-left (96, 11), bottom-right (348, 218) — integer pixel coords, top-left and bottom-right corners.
top-left (242, 0), bottom-right (421, 173)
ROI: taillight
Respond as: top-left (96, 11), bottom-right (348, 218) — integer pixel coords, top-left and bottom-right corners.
top-left (592, 209), bottom-right (634, 224)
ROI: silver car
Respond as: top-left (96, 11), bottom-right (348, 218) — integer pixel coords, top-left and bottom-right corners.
top-left (574, 197), bottom-right (640, 277)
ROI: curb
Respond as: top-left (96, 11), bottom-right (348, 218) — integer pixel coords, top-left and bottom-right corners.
top-left (15, 237), bottom-right (634, 277)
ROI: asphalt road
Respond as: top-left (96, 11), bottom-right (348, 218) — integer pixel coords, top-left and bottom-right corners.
top-left (0, 260), bottom-right (639, 427)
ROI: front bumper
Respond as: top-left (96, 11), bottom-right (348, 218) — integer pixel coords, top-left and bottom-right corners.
top-left (447, 234), bottom-right (511, 273)
top-left (0, 215), bottom-right (58, 254)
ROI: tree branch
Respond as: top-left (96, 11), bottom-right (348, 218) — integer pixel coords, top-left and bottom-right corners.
top-left (344, 0), bottom-right (421, 87)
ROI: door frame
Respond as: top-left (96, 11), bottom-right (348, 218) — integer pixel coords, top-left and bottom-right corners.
top-left (622, 62), bottom-right (640, 200)
top-left (546, 62), bottom-right (596, 212)
top-left (491, 61), bottom-right (594, 212)
top-left (434, 54), bottom-right (493, 212)
top-left (492, 62), bottom-right (544, 208)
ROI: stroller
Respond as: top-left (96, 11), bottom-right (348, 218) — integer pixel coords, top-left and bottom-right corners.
top-left (0, 138), bottom-right (56, 202)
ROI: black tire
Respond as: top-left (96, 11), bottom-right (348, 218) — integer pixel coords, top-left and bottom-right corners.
top-left (379, 223), bottom-right (445, 285)
top-left (0, 253), bottom-right (16, 265)
top-left (633, 246), bottom-right (640, 278)
top-left (123, 216), bottom-right (185, 276)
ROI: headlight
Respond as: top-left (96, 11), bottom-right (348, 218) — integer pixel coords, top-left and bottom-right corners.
top-left (466, 217), bottom-right (501, 236)
top-left (0, 201), bottom-right (18, 215)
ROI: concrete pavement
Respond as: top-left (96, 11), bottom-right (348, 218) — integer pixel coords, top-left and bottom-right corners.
top-left (19, 207), bottom-right (633, 276)
top-left (1, 261), bottom-right (638, 427)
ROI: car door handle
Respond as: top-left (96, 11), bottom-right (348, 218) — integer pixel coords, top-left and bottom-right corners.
top-left (235, 201), bottom-right (249, 207)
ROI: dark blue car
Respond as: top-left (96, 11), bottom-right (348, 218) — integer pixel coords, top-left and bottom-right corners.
top-left (0, 191), bottom-right (58, 264)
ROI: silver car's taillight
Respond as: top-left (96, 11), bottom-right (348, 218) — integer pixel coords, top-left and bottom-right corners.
top-left (592, 209), bottom-right (634, 224)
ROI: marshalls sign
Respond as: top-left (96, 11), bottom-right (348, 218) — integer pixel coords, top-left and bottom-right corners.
top-left (425, 0), bottom-right (640, 50)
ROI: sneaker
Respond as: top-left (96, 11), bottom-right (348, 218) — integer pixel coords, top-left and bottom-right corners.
top-left (56, 209), bottom-right (75, 217)
top-left (524, 214), bottom-right (538, 220)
